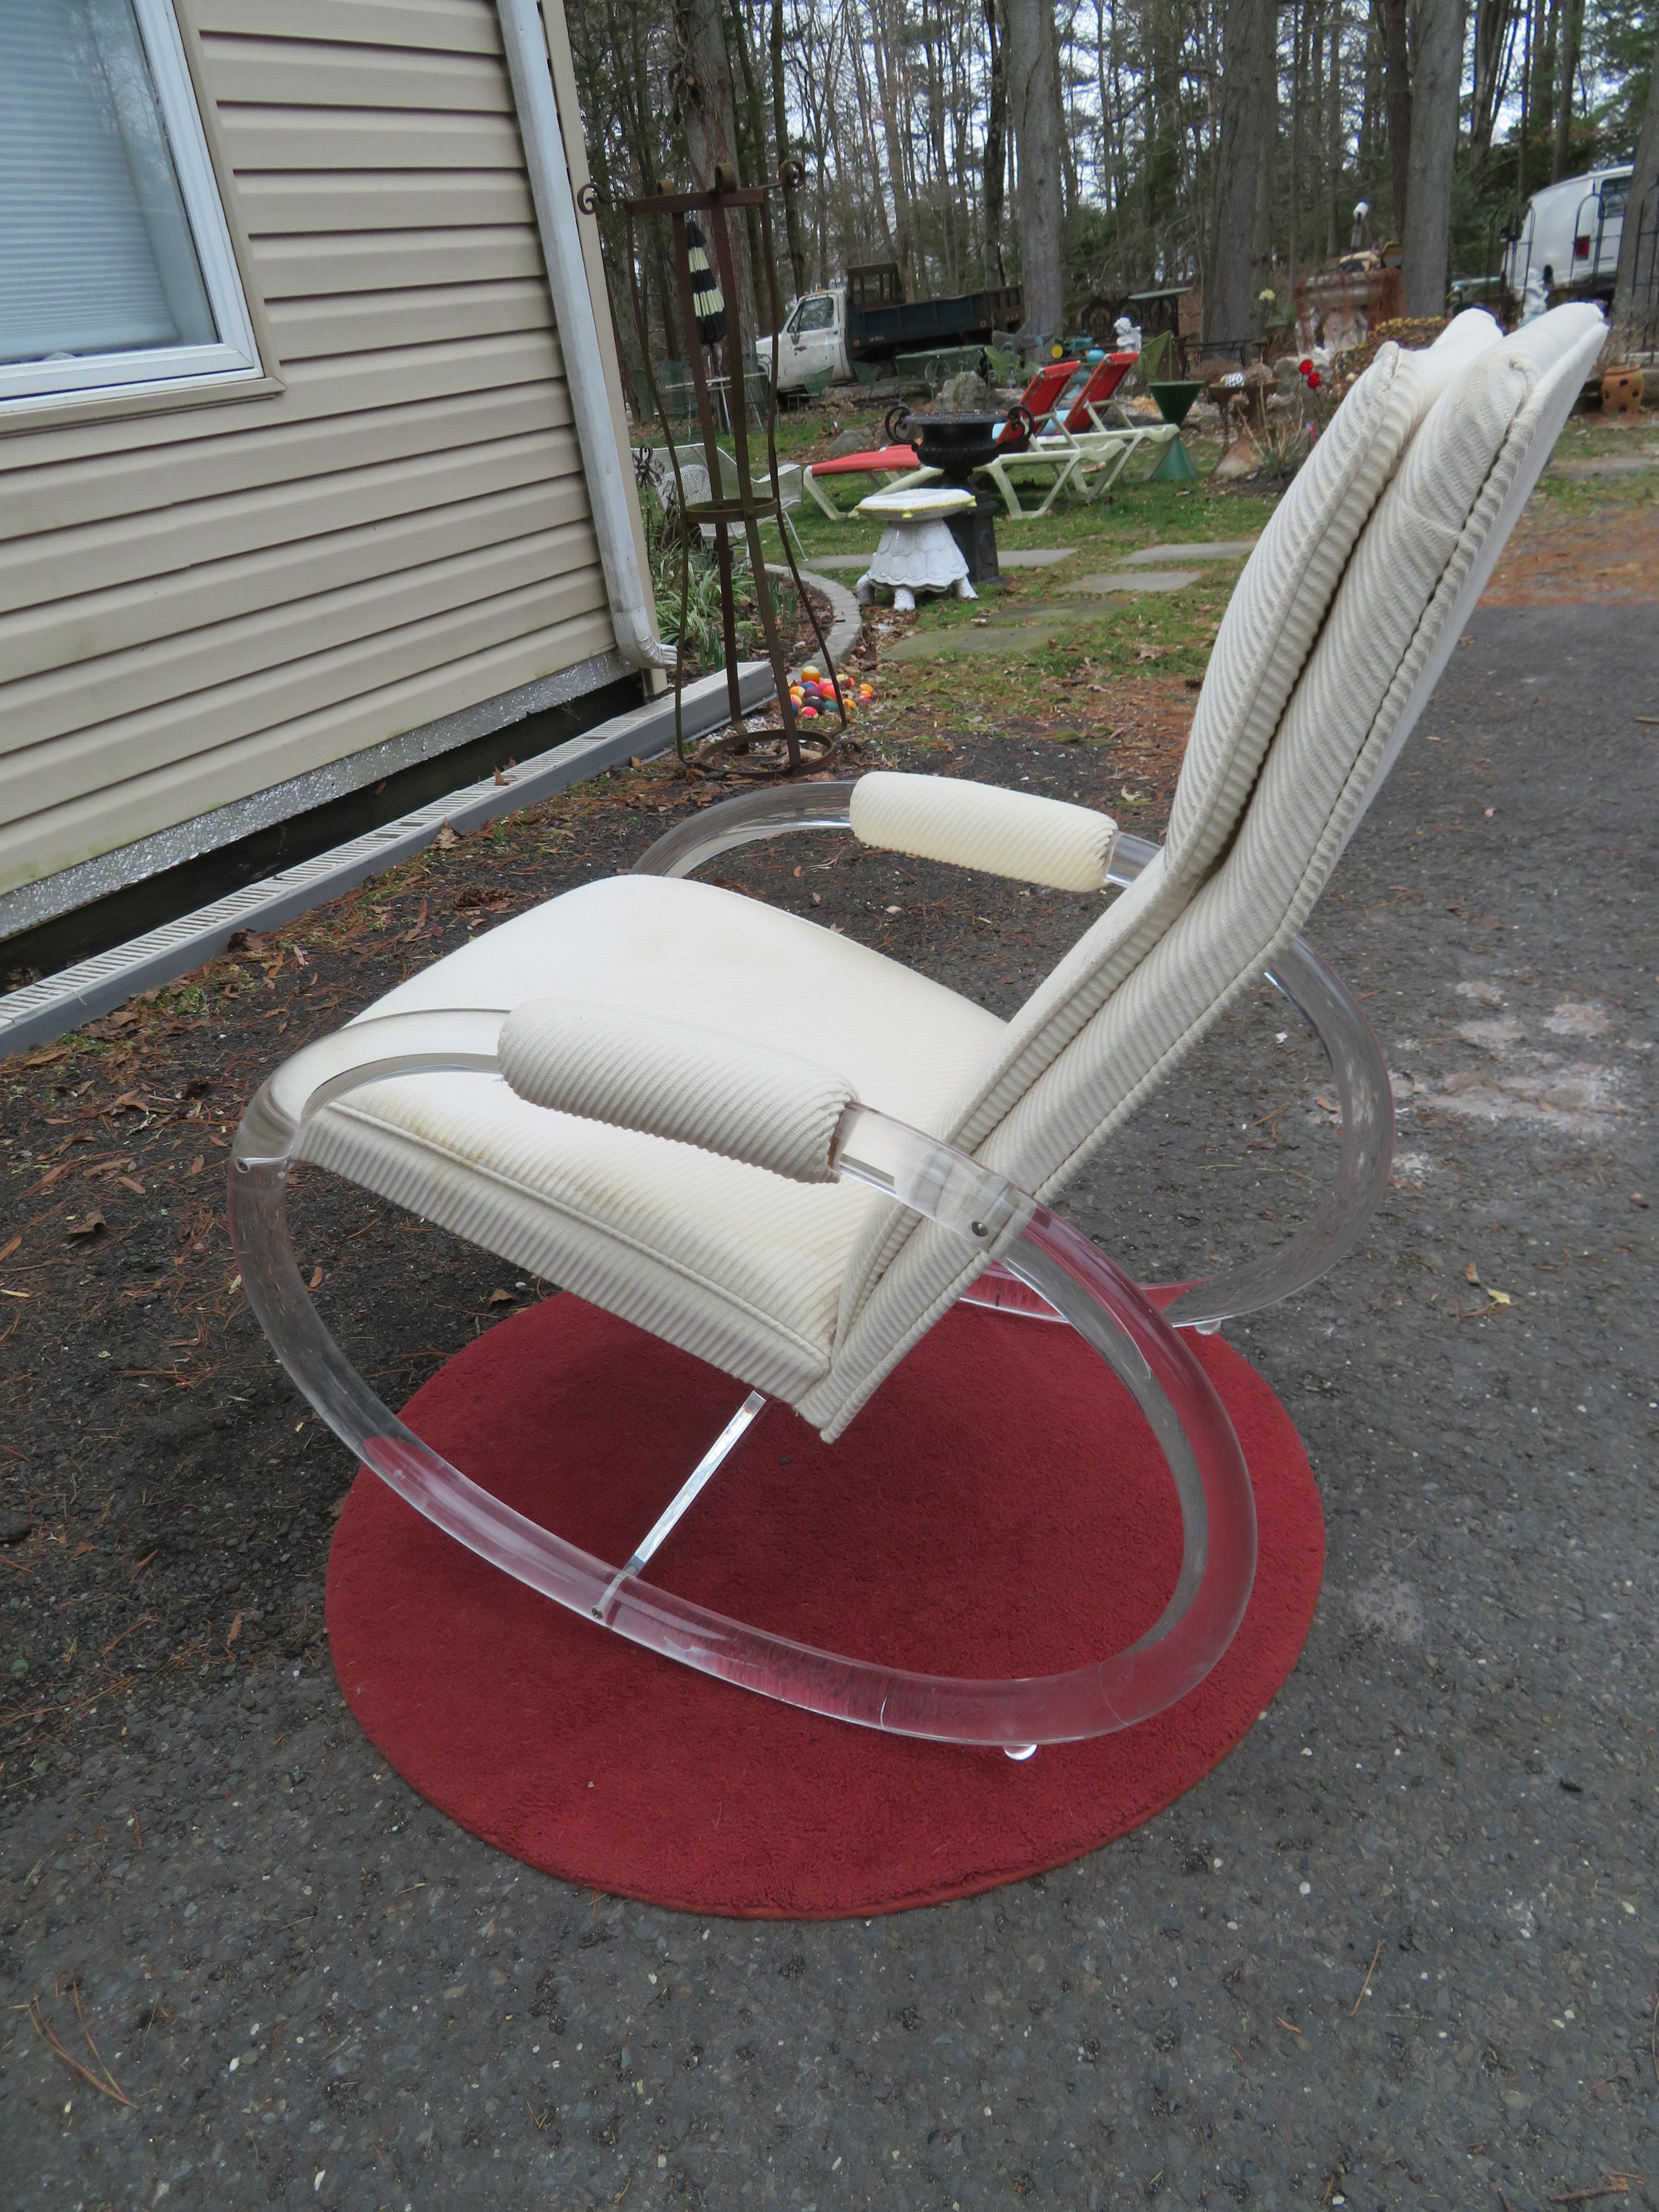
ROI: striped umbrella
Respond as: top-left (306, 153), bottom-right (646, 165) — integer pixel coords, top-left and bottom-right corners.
top-left (684, 215), bottom-right (726, 346)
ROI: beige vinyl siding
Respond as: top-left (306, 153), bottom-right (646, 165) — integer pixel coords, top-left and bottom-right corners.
top-left (0, 0), bottom-right (624, 902)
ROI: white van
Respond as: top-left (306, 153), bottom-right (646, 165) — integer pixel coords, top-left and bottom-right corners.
top-left (1502, 166), bottom-right (1633, 305)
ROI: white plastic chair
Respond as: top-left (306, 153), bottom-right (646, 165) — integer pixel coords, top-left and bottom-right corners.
top-left (233, 307), bottom-right (1605, 1754)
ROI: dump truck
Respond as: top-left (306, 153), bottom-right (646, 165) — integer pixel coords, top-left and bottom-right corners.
top-left (763, 262), bottom-right (1024, 394)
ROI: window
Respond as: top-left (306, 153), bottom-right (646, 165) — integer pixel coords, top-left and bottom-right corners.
top-left (796, 295), bottom-right (836, 333)
top-left (0, 0), bottom-right (260, 412)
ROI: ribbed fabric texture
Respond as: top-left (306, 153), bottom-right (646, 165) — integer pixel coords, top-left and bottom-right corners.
top-left (296, 872), bottom-right (1002, 1407)
top-left (850, 771), bottom-right (1119, 892)
top-left (826, 340), bottom-right (1438, 1355)
top-left (802, 309), bottom-right (1587, 1440)
top-left (500, 999), bottom-right (857, 1185)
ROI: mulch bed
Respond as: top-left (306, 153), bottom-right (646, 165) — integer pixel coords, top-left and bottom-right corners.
top-left (0, 685), bottom-right (1191, 1805)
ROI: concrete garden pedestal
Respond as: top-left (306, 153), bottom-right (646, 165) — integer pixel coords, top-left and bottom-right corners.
top-left (854, 486), bottom-right (979, 611)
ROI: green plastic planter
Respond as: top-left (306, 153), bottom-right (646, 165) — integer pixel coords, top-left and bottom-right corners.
top-left (1148, 379), bottom-right (1207, 482)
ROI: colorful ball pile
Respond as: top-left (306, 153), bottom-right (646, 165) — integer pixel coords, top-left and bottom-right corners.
top-left (788, 668), bottom-right (876, 723)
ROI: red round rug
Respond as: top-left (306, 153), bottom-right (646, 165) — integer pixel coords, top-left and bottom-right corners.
top-left (326, 1294), bottom-right (1323, 1918)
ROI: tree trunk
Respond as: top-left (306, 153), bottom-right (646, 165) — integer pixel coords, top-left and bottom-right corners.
top-left (672, 0), bottom-right (756, 346)
top-left (1470, 0), bottom-right (1521, 181)
top-left (1379, 0), bottom-right (1412, 242)
top-left (675, 0), bottom-right (739, 190)
top-left (984, 0), bottom-right (1007, 276)
top-left (1611, 25), bottom-right (1659, 346)
top-left (1550, 0), bottom-right (1582, 181)
top-left (769, 0), bottom-right (807, 295)
top-left (1326, 2), bottom-right (1342, 261)
top-left (724, 0), bottom-right (771, 325)
top-left (1253, 16), bottom-right (1278, 311)
top-left (1004, 0), bottom-right (1065, 339)
top-left (1403, 0), bottom-right (1464, 314)
top-left (1205, 0), bottom-right (1274, 344)
top-left (1289, 0), bottom-right (1305, 292)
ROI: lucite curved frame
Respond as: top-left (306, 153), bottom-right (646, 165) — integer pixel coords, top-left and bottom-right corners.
top-left (229, 1016), bottom-right (1256, 1748)
top-left (633, 785), bottom-right (1396, 1333)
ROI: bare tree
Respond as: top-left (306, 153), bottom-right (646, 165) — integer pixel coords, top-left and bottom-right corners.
top-left (1550, 0), bottom-right (1582, 182)
top-left (771, 0), bottom-right (808, 293)
top-left (1611, 24), bottom-right (1659, 348)
top-left (984, 0), bottom-right (1008, 275)
top-left (1402, 0), bottom-right (1463, 314)
top-left (1469, 0), bottom-right (1521, 181)
top-left (675, 0), bottom-right (742, 187)
top-left (1205, 0), bottom-right (1274, 343)
top-left (1005, 0), bottom-right (1065, 337)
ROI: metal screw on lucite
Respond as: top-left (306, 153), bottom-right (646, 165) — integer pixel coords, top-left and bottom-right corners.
top-left (1148, 380), bottom-right (1207, 481)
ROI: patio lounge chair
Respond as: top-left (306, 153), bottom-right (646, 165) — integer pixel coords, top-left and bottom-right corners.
top-left (800, 361), bottom-right (1076, 520)
top-left (801, 440), bottom-right (926, 520)
top-left (232, 305), bottom-right (1604, 1753)
top-left (979, 353), bottom-right (1179, 518)
top-left (644, 443), bottom-right (806, 562)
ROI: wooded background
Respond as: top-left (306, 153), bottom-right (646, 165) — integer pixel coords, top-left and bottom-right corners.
top-left (566, 0), bottom-right (1658, 362)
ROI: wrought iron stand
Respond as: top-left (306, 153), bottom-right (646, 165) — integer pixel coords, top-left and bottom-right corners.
top-left (586, 160), bottom-right (846, 773)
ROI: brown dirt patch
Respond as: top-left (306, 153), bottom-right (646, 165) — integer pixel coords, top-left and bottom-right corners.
top-left (1482, 483), bottom-right (1659, 606)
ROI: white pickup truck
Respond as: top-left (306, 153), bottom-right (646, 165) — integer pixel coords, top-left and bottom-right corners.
top-left (762, 265), bottom-right (1025, 395)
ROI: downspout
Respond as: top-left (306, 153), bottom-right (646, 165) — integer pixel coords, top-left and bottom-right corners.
top-left (496, 0), bottom-right (674, 671)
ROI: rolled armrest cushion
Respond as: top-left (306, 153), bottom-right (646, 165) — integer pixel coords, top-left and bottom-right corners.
top-left (849, 770), bottom-right (1117, 892)
top-left (499, 1000), bottom-right (858, 1184)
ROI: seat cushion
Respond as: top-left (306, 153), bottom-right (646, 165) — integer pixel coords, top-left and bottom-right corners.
top-left (296, 874), bottom-right (1003, 1406)
top-left (809, 445), bottom-right (919, 475)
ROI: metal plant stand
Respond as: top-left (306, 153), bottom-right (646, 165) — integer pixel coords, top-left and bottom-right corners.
top-left (585, 160), bottom-right (845, 772)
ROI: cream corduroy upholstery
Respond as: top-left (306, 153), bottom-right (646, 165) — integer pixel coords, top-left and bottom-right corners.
top-left (303, 306), bottom-right (1604, 1442)
top-left (499, 1001), bottom-right (856, 1185)
top-left (297, 873), bottom-right (1003, 1404)
top-left (850, 771), bottom-right (1119, 892)
top-left (803, 306), bottom-right (1606, 1435)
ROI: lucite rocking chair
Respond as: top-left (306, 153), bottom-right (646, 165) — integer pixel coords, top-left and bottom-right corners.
top-left (231, 306), bottom-right (1606, 1756)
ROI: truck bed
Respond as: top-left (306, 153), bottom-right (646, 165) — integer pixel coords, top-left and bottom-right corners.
top-left (847, 284), bottom-right (1024, 363)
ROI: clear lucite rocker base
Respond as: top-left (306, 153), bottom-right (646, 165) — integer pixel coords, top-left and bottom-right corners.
top-left (228, 787), bottom-right (1392, 1754)
top-left (230, 1023), bottom-right (1258, 1751)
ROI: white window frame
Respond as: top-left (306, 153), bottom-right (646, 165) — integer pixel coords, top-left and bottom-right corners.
top-left (0, 0), bottom-right (262, 415)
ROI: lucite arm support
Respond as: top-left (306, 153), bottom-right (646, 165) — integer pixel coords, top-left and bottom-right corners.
top-left (229, 1014), bottom-right (1256, 1746)
top-left (634, 791), bottom-right (1395, 1330)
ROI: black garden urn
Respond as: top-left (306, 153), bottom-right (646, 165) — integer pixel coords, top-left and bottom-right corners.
top-left (885, 404), bottom-right (1033, 586)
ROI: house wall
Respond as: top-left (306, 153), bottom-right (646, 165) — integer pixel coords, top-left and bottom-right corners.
top-left (0, 0), bottom-right (637, 911)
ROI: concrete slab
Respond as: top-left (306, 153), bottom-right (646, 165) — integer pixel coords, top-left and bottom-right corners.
top-left (806, 551), bottom-right (880, 569)
top-left (1065, 569), bottom-right (1200, 595)
top-left (1123, 538), bottom-right (1257, 563)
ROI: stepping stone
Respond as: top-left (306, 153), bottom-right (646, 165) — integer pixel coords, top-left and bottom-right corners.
top-left (886, 604), bottom-right (1094, 661)
top-left (807, 552), bottom-right (880, 570)
top-left (1122, 540), bottom-right (1257, 564)
top-left (1064, 570), bottom-right (1200, 596)
top-left (999, 548), bottom-right (1077, 568)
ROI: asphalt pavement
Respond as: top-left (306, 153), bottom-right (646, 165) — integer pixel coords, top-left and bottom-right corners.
top-left (2, 602), bottom-right (1655, 2212)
